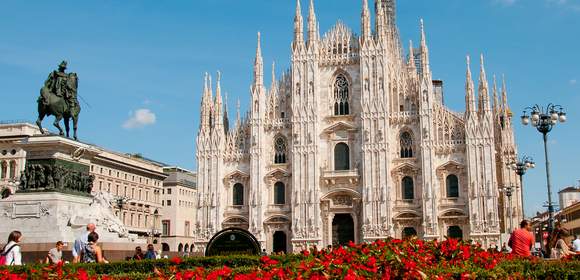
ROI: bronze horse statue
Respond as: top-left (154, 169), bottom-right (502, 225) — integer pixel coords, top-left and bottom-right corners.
top-left (36, 72), bottom-right (81, 140)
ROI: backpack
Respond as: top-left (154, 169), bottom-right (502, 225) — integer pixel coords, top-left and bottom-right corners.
top-left (0, 244), bottom-right (18, 266)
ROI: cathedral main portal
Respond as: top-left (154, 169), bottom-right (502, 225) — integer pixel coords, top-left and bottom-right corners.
top-left (332, 214), bottom-right (355, 246)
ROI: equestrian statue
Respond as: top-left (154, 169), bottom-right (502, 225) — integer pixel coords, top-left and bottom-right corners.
top-left (36, 61), bottom-right (81, 140)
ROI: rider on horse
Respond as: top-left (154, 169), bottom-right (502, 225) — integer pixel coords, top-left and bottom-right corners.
top-left (37, 61), bottom-right (81, 140)
top-left (41, 61), bottom-right (77, 108)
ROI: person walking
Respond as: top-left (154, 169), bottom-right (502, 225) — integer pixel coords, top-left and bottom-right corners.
top-left (72, 223), bottom-right (96, 263)
top-left (144, 244), bottom-right (156, 260)
top-left (80, 232), bottom-right (104, 263)
top-left (45, 241), bottom-right (64, 264)
top-left (1, 231), bottom-right (22, 266)
top-left (508, 220), bottom-right (535, 257)
top-left (572, 235), bottom-right (580, 253)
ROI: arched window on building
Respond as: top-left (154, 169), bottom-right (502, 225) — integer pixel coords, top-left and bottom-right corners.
top-left (402, 227), bottom-right (417, 239)
top-left (446, 174), bottom-right (459, 198)
top-left (274, 136), bottom-right (287, 164)
top-left (334, 143), bottom-right (350, 171)
top-left (333, 75), bottom-right (350, 115)
top-left (400, 131), bottom-right (414, 158)
top-left (233, 183), bottom-right (244, 206)
top-left (8, 161), bottom-right (16, 179)
top-left (178, 243), bottom-right (183, 252)
top-left (402, 176), bottom-right (414, 200)
top-left (0, 161), bottom-right (7, 180)
top-left (274, 182), bottom-right (285, 205)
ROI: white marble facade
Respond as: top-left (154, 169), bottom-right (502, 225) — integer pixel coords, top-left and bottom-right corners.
top-left (194, 0), bottom-right (522, 253)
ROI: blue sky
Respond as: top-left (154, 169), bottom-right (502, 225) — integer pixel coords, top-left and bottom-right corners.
top-left (0, 0), bottom-right (578, 216)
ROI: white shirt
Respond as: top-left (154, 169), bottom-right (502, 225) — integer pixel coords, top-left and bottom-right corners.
top-left (2, 241), bottom-right (22, 265)
top-left (72, 232), bottom-right (89, 258)
top-left (573, 239), bottom-right (580, 252)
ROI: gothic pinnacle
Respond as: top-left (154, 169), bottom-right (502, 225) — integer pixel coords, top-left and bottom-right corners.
top-left (493, 74), bottom-right (500, 113)
top-left (294, 0), bottom-right (304, 49)
top-left (478, 54), bottom-right (490, 112)
top-left (362, 0), bottom-right (371, 42)
top-left (465, 55), bottom-right (476, 114)
top-left (254, 32), bottom-right (264, 88)
top-left (307, 0), bottom-right (318, 46)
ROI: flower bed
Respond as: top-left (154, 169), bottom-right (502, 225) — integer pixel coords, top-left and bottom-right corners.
top-left (1, 239), bottom-right (579, 279)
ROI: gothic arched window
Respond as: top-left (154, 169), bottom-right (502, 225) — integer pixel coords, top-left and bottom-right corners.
top-left (274, 136), bottom-right (287, 164)
top-left (400, 131), bottom-right (414, 158)
top-left (402, 176), bottom-right (414, 200)
top-left (233, 183), bottom-right (244, 206)
top-left (8, 161), bottom-right (16, 179)
top-left (334, 143), bottom-right (350, 171)
top-left (274, 182), bottom-right (285, 205)
top-left (446, 174), bottom-right (459, 198)
top-left (0, 161), bottom-right (6, 180)
top-left (333, 75), bottom-right (350, 115)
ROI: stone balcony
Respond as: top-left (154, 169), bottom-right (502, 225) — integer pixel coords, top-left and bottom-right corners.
top-left (321, 169), bottom-right (359, 186)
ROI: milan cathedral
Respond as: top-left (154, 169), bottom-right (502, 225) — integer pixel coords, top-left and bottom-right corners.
top-left (194, 0), bottom-right (522, 253)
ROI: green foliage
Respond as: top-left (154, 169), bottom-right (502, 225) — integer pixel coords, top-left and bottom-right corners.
top-left (1, 252), bottom-right (580, 279)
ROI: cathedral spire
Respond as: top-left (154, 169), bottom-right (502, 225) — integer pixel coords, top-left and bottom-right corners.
top-left (214, 71), bottom-right (223, 128)
top-left (307, 0), bottom-right (318, 48)
top-left (478, 54), bottom-right (491, 113)
top-left (492, 74), bottom-right (500, 114)
top-left (419, 19), bottom-right (430, 77)
top-left (223, 91), bottom-right (230, 134)
top-left (465, 56), bottom-right (476, 114)
top-left (200, 72), bottom-right (211, 129)
top-left (253, 32), bottom-right (264, 90)
top-left (375, 0), bottom-right (386, 40)
top-left (502, 74), bottom-right (510, 115)
top-left (236, 98), bottom-right (241, 127)
top-left (361, 0), bottom-right (372, 43)
top-left (293, 0), bottom-right (305, 51)
top-left (271, 61), bottom-right (277, 90)
top-left (408, 40), bottom-right (416, 72)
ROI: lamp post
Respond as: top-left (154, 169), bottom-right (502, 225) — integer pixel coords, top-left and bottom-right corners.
top-left (520, 104), bottom-right (566, 233)
top-left (150, 209), bottom-right (160, 243)
top-left (507, 156), bottom-right (535, 218)
top-left (500, 186), bottom-right (515, 232)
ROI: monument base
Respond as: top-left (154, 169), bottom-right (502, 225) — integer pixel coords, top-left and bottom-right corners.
top-left (0, 192), bottom-right (145, 263)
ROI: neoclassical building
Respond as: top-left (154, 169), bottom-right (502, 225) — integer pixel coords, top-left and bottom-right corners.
top-left (194, 0), bottom-right (522, 253)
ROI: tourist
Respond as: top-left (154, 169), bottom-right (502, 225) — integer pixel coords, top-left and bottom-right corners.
top-left (260, 249), bottom-right (267, 256)
top-left (132, 246), bottom-right (144, 260)
top-left (551, 232), bottom-right (574, 259)
top-left (1, 231), bottom-right (22, 265)
top-left (45, 241), bottom-right (64, 264)
top-left (508, 220), bottom-right (534, 257)
top-left (144, 244), bottom-right (157, 260)
top-left (72, 223), bottom-right (96, 263)
top-left (156, 249), bottom-right (162, 259)
top-left (81, 232), bottom-right (104, 263)
top-left (572, 235), bottom-right (580, 253)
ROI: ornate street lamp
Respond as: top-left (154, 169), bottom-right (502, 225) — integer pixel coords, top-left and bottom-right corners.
top-left (506, 155), bottom-right (535, 218)
top-left (521, 104), bottom-right (566, 233)
top-left (500, 186), bottom-right (515, 232)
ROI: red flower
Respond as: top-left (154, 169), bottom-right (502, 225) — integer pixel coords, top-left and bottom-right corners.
top-left (171, 256), bottom-right (183, 265)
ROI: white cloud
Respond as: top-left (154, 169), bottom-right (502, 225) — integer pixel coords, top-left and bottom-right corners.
top-left (123, 109), bottom-right (156, 129)
top-left (570, 79), bottom-right (577, 85)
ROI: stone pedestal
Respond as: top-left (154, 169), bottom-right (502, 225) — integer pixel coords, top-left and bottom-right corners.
top-left (0, 191), bottom-right (144, 262)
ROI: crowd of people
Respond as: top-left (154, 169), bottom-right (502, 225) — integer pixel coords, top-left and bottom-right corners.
top-left (508, 219), bottom-right (580, 258)
top-left (0, 223), bottom-right (163, 266)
